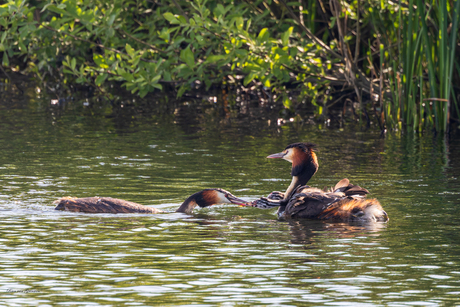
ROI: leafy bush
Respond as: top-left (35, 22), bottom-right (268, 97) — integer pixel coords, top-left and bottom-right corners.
top-left (1, 0), bottom-right (460, 132)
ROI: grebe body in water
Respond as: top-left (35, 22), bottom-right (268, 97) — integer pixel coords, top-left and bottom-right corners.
top-left (251, 143), bottom-right (388, 222)
top-left (55, 188), bottom-right (248, 214)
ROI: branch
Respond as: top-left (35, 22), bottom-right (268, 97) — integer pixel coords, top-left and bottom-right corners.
top-left (278, 0), bottom-right (344, 61)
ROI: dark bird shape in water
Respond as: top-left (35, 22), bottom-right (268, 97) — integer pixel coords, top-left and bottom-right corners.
top-left (250, 142), bottom-right (388, 222)
top-left (54, 188), bottom-right (249, 214)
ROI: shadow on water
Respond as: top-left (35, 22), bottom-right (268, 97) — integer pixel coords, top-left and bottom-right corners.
top-left (2, 83), bottom-right (460, 305)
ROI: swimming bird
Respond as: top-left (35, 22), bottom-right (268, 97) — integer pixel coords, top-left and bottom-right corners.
top-left (54, 188), bottom-right (249, 214)
top-left (250, 143), bottom-right (388, 222)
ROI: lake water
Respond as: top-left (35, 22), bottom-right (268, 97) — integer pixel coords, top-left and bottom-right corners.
top-left (1, 86), bottom-right (460, 306)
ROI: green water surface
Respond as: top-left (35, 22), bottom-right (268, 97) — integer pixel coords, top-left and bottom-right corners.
top-left (1, 89), bottom-right (460, 306)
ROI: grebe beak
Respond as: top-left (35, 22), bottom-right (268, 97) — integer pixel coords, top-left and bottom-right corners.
top-left (267, 152), bottom-right (285, 159)
top-left (225, 194), bottom-right (250, 206)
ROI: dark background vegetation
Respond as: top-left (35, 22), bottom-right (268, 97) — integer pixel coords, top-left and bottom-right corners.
top-left (1, 0), bottom-right (460, 132)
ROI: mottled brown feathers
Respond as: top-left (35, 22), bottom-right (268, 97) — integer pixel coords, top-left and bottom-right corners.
top-left (278, 181), bottom-right (387, 221)
top-left (54, 197), bottom-right (162, 214)
top-left (318, 198), bottom-right (386, 221)
top-left (281, 191), bottom-right (387, 222)
top-left (200, 190), bottom-right (216, 206)
top-left (334, 178), bottom-right (350, 191)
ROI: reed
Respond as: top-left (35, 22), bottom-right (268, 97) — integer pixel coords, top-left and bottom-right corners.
top-left (377, 0), bottom-right (460, 132)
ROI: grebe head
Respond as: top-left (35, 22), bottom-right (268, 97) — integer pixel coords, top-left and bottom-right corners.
top-left (267, 142), bottom-right (319, 200)
top-left (267, 142), bottom-right (317, 166)
top-left (176, 188), bottom-right (248, 213)
top-left (197, 188), bottom-right (248, 207)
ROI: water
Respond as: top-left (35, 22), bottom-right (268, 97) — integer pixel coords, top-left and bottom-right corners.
top-left (1, 87), bottom-right (460, 306)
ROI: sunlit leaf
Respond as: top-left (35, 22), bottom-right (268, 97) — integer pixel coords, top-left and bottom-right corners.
top-left (163, 12), bottom-right (179, 24)
top-left (205, 55), bottom-right (225, 63)
top-left (235, 17), bottom-right (244, 30)
top-left (281, 27), bottom-right (293, 46)
top-left (283, 96), bottom-right (292, 109)
top-left (126, 43), bottom-right (135, 57)
top-left (257, 28), bottom-right (269, 42)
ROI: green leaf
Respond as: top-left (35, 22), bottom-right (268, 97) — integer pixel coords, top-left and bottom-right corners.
top-left (214, 4), bottom-right (225, 17)
top-left (257, 28), bottom-right (269, 42)
top-left (283, 96), bottom-right (292, 109)
top-left (243, 72), bottom-right (256, 86)
top-left (139, 88), bottom-right (149, 98)
top-left (330, 17), bottom-right (337, 29)
top-left (159, 28), bottom-right (170, 42)
top-left (152, 83), bottom-right (163, 90)
top-left (235, 17), bottom-right (244, 30)
top-left (177, 83), bottom-right (189, 98)
top-left (45, 4), bottom-right (67, 15)
top-left (0, 18), bottom-right (7, 28)
top-left (263, 77), bottom-right (271, 87)
top-left (2, 52), bottom-right (8, 66)
top-left (180, 46), bottom-right (195, 68)
top-left (71, 58), bottom-right (76, 70)
top-left (281, 26), bottom-right (293, 46)
top-left (163, 12), bottom-right (179, 24)
top-left (126, 43), bottom-right (135, 57)
top-left (177, 15), bottom-right (188, 24)
top-left (121, 72), bottom-right (134, 82)
top-left (107, 14), bottom-right (116, 26)
top-left (163, 70), bottom-right (171, 81)
top-left (150, 74), bottom-right (161, 84)
top-left (205, 55), bottom-right (225, 64)
top-left (95, 73), bottom-right (108, 86)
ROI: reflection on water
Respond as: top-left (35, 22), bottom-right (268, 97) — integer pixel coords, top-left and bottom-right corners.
top-left (1, 86), bottom-right (460, 305)
top-left (287, 219), bottom-right (388, 245)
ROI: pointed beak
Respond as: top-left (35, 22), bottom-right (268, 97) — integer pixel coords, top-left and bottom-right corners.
top-left (267, 152), bottom-right (285, 159)
top-left (226, 195), bottom-right (250, 206)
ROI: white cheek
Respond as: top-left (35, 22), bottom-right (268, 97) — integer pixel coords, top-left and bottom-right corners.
top-left (283, 151), bottom-right (293, 162)
top-left (217, 194), bottom-right (229, 204)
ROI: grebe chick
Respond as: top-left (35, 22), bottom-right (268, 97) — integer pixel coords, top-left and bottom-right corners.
top-left (55, 188), bottom-right (249, 214)
top-left (251, 143), bottom-right (388, 222)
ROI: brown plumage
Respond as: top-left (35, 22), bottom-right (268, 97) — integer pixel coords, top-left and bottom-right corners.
top-left (251, 143), bottom-right (388, 222)
top-left (54, 197), bottom-right (162, 214)
top-left (54, 189), bottom-right (248, 214)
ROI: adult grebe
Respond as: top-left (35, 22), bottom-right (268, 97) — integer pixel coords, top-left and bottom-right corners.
top-left (54, 188), bottom-right (248, 214)
top-left (250, 143), bottom-right (388, 222)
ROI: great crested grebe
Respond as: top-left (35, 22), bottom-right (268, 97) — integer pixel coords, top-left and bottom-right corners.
top-left (250, 142), bottom-right (388, 222)
top-left (54, 188), bottom-right (248, 214)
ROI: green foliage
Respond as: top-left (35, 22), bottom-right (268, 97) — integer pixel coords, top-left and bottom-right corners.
top-left (372, 0), bottom-right (460, 132)
top-left (1, 0), bottom-right (460, 132)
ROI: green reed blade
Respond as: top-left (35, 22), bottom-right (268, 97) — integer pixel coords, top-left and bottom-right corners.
top-left (417, 0), bottom-right (437, 98)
